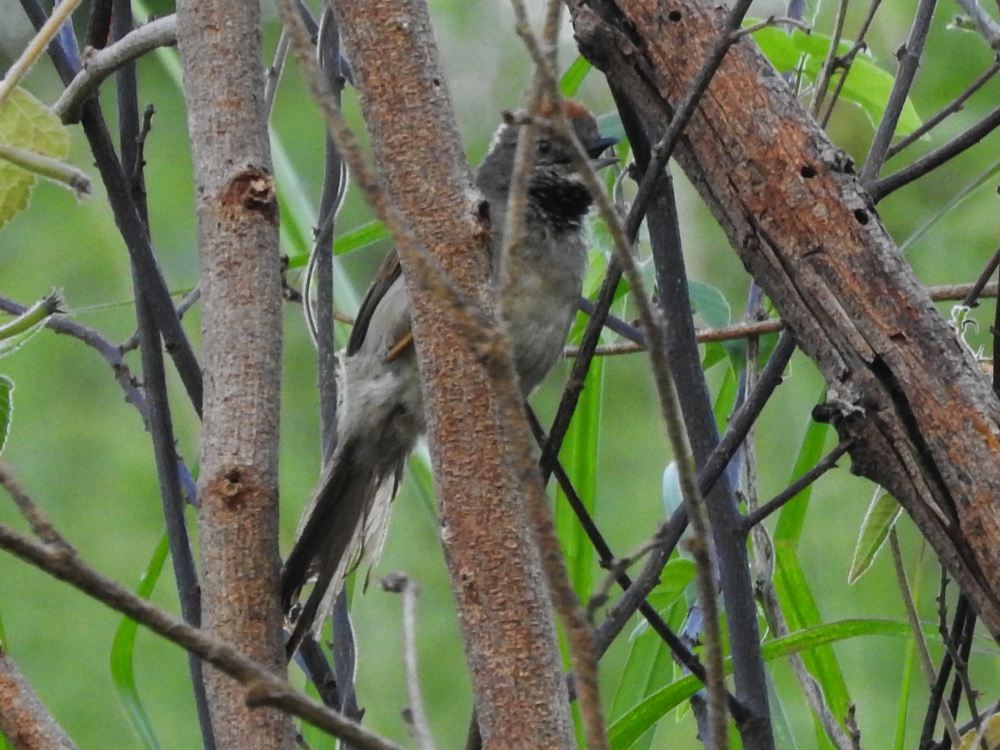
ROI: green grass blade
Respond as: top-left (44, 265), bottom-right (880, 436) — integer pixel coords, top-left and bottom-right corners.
top-left (109, 533), bottom-right (169, 750)
top-left (286, 220), bottom-right (390, 269)
top-left (556, 356), bottom-right (603, 597)
top-left (892, 547), bottom-right (925, 750)
top-left (773, 544), bottom-right (852, 734)
top-left (609, 619), bottom-right (922, 750)
top-left (769, 405), bottom-right (851, 741)
top-left (561, 56), bottom-right (593, 97)
top-left (774, 406), bottom-right (829, 545)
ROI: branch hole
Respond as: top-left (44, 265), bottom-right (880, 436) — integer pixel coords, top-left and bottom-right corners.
top-left (668, 9), bottom-right (683, 21)
top-left (853, 209), bottom-right (869, 225)
top-left (800, 165), bottom-right (817, 179)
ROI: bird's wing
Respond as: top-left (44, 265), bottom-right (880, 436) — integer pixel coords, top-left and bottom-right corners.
top-left (347, 247), bottom-right (404, 356)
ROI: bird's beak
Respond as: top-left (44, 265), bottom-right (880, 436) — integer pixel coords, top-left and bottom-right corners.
top-left (587, 136), bottom-right (619, 169)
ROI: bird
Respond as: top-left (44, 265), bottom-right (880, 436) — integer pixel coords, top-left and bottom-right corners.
top-left (281, 100), bottom-right (618, 656)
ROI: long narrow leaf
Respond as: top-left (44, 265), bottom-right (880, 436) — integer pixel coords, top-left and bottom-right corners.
top-left (109, 533), bottom-right (169, 750)
top-left (774, 409), bottom-right (829, 545)
top-left (847, 487), bottom-right (902, 585)
top-left (771, 407), bottom-right (852, 741)
top-left (609, 619), bottom-right (928, 750)
top-left (556, 357), bottom-right (603, 597)
top-left (561, 55), bottom-right (593, 97)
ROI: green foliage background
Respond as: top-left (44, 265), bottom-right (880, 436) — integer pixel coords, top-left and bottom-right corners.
top-left (1, 0), bottom-right (998, 747)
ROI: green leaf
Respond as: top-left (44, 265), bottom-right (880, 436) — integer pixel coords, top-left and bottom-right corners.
top-left (609, 619), bottom-right (922, 749)
top-left (773, 544), bottom-right (852, 727)
top-left (110, 533), bottom-right (169, 750)
top-left (769, 408), bottom-right (852, 741)
top-left (750, 25), bottom-right (922, 134)
top-left (688, 280), bottom-right (730, 329)
top-left (0, 87), bottom-right (71, 231)
top-left (556, 357), bottom-right (603, 597)
top-left (0, 375), bottom-right (12, 455)
top-left (596, 111), bottom-right (626, 145)
top-left (561, 56), bottom-right (593, 97)
top-left (644, 559), bottom-right (696, 613)
top-left (774, 406), bottom-right (829, 545)
top-left (286, 221), bottom-right (391, 269)
top-left (848, 487), bottom-right (901, 584)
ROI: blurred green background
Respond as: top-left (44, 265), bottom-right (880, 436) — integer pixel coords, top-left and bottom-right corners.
top-left (1, 0), bottom-right (998, 747)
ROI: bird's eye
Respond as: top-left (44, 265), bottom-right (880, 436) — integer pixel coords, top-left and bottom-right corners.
top-left (537, 138), bottom-right (552, 155)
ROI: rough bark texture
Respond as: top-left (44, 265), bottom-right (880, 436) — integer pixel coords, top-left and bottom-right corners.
top-left (175, 0), bottom-right (293, 747)
top-left (0, 649), bottom-right (77, 750)
top-left (570, 0), bottom-right (1000, 637)
top-left (334, 1), bottom-right (575, 747)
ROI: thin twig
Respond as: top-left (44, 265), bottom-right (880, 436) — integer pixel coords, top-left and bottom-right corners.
top-left (861, 0), bottom-right (939, 183)
top-left (562, 280), bottom-right (999, 355)
top-left (20, 0), bottom-right (205, 418)
top-left (381, 574), bottom-right (436, 750)
top-left (0, 295), bottom-right (146, 415)
top-left (811, 0), bottom-right (851, 117)
top-left (953, 0), bottom-right (1000, 48)
top-left (0, 520), bottom-right (404, 750)
top-left (961, 243), bottom-right (1000, 308)
top-left (120, 286), bottom-right (201, 354)
top-left (0, 462), bottom-right (68, 546)
top-left (525, 411), bottom-right (754, 725)
top-left (53, 15), bottom-right (177, 122)
top-left (888, 529), bottom-right (961, 746)
top-left (886, 60), bottom-right (1000, 161)
top-left (868, 105), bottom-right (1000, 201)
top-left (264, 28), bottom-right (290, 119)
top-left (733, 15), bottom-right (810, 38)
top-left (0, 0), bottom-right (82, 107)
top-left (920, 580), bottom-right (966, 747)
top-left (0, 144), bottom-right (91, 196)
top-left (935, 580), bottom-right (985, 740)
top-left (112, 2), bottom-right (214, 743)
top-left (741, 441), bottom-right (853, 530)
top-left (818, 0), bottom-right (884, 128)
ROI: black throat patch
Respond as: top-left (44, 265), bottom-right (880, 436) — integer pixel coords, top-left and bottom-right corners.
top-left (528, 170), bottom-right (593, 231)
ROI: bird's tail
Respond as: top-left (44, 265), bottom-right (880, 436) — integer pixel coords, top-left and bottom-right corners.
top-left (281, 437), bottom-right (400, 658)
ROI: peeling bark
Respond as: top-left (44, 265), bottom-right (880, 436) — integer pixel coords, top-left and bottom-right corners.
top-left (569, 0), bottom-right (1000, 638)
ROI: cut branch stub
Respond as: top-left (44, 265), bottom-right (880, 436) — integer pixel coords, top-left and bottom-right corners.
top-left (569, 0), bottom-right (1000, 638)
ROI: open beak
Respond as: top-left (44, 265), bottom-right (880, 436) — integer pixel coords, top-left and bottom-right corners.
top-left (587, 136), bottom-right (619, 169)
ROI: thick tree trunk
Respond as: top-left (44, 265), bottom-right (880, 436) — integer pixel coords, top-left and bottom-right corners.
top-left (333, 1), bottom-right (576, 747)
top-left (175, 0), bottom-right (294, 747)
top-left (569, 0), bottom-right (1000, 638)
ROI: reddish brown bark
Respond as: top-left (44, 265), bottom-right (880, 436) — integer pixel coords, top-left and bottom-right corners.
top-left (334, 1), bottom-right (575, 748)
top-left (175, 0), bottom-right (292, 746)
top-left (0, 649), bottom-right (76, 750)
top-left (569, 0), bottom-right (1000, 637)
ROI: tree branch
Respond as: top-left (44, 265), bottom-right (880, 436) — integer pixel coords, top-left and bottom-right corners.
top-left (174, 0), bottom-right (290, 745)
top-left (570, 0), bottom-right (1000, 639)
top-left (53, 15), bottom-right (177, 123)
top-left (0, 525), bottom-right (403, 750)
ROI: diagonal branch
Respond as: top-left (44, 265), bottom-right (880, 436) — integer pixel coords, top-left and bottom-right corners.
top-left (570, 0), bottom-right (1000, 638)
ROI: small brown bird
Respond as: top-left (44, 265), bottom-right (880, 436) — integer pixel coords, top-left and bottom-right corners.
top-left (282, 101), bottom-right (617, 655)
